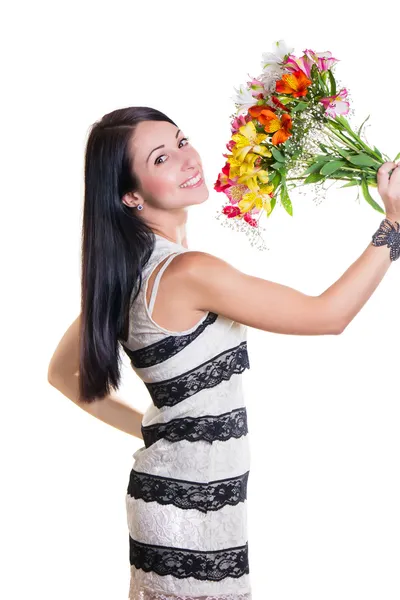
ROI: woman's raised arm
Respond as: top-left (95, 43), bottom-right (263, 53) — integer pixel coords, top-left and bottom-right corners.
top-left (178, 239), bottom-right (392, 336)
top-left (180, 162), bottom-right (400, 336)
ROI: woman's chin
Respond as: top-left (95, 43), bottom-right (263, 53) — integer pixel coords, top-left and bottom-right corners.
top-left (183, 186), bottom-right (210, 206)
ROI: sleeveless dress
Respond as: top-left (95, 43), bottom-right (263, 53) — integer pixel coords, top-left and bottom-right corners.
top-left (119, 233), bottom-right (252, 600)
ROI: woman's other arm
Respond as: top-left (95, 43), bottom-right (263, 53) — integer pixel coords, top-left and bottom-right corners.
top-left (47, 315), bottom-right (144, 440)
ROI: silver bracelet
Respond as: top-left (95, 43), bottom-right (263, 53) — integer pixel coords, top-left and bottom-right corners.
top-left (371, 218), bottom-right (400, 261)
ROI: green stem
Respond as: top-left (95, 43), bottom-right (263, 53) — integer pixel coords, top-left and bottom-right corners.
top-left (323, 127), bottom-right (361, 154)
top-left (286, 176), bottom-right (353, 182)
top-left (320, 130), bottom-right (380, 176)
top-left (326, 119), bottom-right (383, 162)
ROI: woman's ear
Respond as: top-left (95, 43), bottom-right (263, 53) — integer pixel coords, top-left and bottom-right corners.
top-left (121, 191), bottom-right (143, 209)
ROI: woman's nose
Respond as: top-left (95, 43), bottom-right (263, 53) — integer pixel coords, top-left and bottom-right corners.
top-left (182, 155), bottom-right (200, 170)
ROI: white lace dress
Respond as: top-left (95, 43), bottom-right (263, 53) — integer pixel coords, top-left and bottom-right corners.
top-left (119, 234), bottom-right (252, 600)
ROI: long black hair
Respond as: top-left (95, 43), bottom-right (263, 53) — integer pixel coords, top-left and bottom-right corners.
top-left (78, 106), bottom-right (177, 403)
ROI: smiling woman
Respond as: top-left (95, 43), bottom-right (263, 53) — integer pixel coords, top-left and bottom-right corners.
top-left (47, 102), bottom-right (400, 600)
top-left (123, 119), bottom-right (208, 213)
top-left (48, 105), bottom-right (254, 600)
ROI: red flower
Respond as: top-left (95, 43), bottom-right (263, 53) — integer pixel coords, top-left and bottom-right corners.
top-left (243, 212), bottom-right (258, 227)
top-left (222, 163), bottom-right (230, 177)
top-left (214, 179), bottom-right (231, 193)
top-left (214, 162), bottom-right (233, 193)
top-left (271, 95), bottom-right (289, 111)
top-left (222, 205), bottom-right (241, 218)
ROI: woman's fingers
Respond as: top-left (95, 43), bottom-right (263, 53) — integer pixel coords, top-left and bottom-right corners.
top-left (377, 161), bottom-right (398, 209)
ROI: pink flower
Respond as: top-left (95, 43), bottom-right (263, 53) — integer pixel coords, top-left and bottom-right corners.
top-left (246, 75), bottom-right (266, 98)
top-left (284, 49), bottom-right (339, 77)
top-left (285, 53), bottom-right (315, 78)
top-left (231, 113), bottom-right (253, 135)
top-left (225, 184), bottom-right (249, 205)
top-left (304, 49), bottom-right (339, 72)
top-left (319, 88), bottom-right (350, 117)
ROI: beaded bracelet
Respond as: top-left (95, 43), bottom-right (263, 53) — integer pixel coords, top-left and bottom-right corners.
top-left (371, 218), bottom-right (400, 261)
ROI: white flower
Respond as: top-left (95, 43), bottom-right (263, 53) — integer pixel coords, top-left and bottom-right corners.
top-left (257, 39), bottom-right (294, 94)
top-left (230, 84), bottom-right (258, 116)
top-left (257, 68), bottom-right (282, 94)
top-left (260, 39), bottom-right (294, 70)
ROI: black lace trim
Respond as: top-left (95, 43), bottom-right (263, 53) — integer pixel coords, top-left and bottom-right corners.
top-left (129, 537), bottom-right (250, 580)
top-left (122, 312), bottom-right (219, 368)
top-left (145, 341), bottom-right (250, 408)
top-left (127, 468), bottom-right (250, 513)
top-left (141, 407), bottom-right (248, 448)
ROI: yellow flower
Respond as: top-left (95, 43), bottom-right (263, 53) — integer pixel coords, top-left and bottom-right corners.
top-left (238, 183), bottom-right (275, 215)
top-left (228, 152), bottom-right (270, 192)
top-left (231, 121), bottom-right (272, 162)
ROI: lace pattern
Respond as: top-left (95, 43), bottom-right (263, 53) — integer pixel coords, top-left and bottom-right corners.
top-left (131, 587), bottom-right (251, 600)
top-left (141, 407), bottom-right (248, 448)
top-left (129, 537), bottom-right (249, 581)
top-left (122, 312), bottom-right (219, 368)
top-left (127, 469), bottom-right (249, 512)
top-left (146, 342), bottom-right (250, 409)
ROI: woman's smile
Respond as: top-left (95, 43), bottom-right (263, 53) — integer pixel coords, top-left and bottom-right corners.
top-left (179, 171), bottom-right (204, 189)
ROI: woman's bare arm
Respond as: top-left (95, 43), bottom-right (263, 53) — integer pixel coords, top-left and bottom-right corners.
top-left (178, 229), bottom-right (393, 336)
top-left (179, 161), bottom-right (400, 335)
top-left (47, 315), bottom-right (144, 439)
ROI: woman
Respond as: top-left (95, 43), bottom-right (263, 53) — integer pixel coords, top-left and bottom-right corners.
top-left (48, 106), bottom-right (400, 600)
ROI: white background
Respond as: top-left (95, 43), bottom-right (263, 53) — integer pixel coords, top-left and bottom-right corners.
top-left (2, 1), bottom-right (400, 598)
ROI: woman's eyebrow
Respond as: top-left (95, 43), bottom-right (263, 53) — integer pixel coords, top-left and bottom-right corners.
top-left (146, 129), bottom-right (182, 164)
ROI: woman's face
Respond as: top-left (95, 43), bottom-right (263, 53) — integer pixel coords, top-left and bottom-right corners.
top-left (127, 120), bottom-right (209, 209)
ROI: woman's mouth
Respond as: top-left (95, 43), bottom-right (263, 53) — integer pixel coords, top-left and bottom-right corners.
top-left (179, 171), bottom-right (204, 189)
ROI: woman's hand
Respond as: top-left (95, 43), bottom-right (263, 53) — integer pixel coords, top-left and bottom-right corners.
top-left (377, 161), bottom-right (400, 223)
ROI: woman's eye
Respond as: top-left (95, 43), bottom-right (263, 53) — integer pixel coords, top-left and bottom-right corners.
top-left (155, 137), bottom-right (190, 165)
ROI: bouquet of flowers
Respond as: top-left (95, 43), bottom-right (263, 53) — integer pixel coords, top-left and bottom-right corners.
top-left (214, 40), bottom-right (400, 250)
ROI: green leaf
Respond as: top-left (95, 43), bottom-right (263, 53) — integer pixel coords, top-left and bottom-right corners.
top-left (270, 147), bottom-right (285, 162)
top-left (316, 70), bottom-right (325, 91)
top-left (328, 70), bottom-right (336, 96)
top-left (365, 178), bottom-right (378, 188)
top-left (394, 150), bottom-right (400, 161)
top-left (269, 161), bottom-right (285, 172)
top-left (334, 147), bottom-right (352, 160)
top-left (332, 170), bottom-right (360, 179)
top-left (327, 118), bottom-right (343, 130)
top-left (280, 183), bottom-right (293, 216)
top-left (270, 196), bottom-right (277, 212)
top-left (304, 172), bottom-right (326, 184)
top-left (269, 171), bottom-right (282, 188)
top-left (320, 160), bottom-right (348, 176)
top-left (340, 180), bottom-right (360, 188)
top-left (335, 115), bottom-right (351, 130)
top-left (373, 146), bottom-right (383, 159)
top-left (346, 153), bottom-right (381, 168)
top-left (318, 142), bottom-right (331, 154)
top-left (303, 161), bottom-right (325, 175)
top-left (277, 96), bottom-right (293, 105)
top-left (291, 101), bottom-right (308, 112)
top-left (361, 177), bottom-right (385, 214)
top-left (357, 114), bottom-right (370, 137)
top-left (305, 154), bottom-right (332, 167)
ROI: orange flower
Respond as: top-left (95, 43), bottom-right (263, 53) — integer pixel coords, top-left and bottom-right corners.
top-left (257, 109), bottom-right (293, 146)
top-left (247, 104), bottom-right (293, 145)
top-left (248, 104), bottom-right (273, 119)
top-left (275, 70), bottom-right (312, 98)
